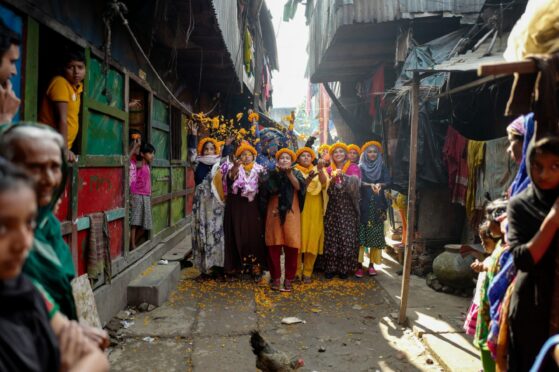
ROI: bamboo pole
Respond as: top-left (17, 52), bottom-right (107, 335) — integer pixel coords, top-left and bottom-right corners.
top-left (398, 71), bottom-right (419, 325)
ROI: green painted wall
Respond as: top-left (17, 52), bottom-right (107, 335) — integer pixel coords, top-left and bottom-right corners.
top-left (152, 202), bottom-right (169, 235)
top-left (171, 197), bottom-right (185, 224)
top-left (151, 167), bottom-right (170, 197)
top-left (85, 112), bottom-right (123, 155)
top-left (152, 98), bottom-right (169, 123)
top-left (181, 114), bottom-right (188, 161)
top-left (152, 128), bottom-right (169, 160)
top-left (87, 57), bottom-right (124, 109)
top-left (172, 168), bottom-right (185, 192)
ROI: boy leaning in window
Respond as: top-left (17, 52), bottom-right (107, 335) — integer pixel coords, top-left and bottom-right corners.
top-left (39, 48), bottom-right (86, 163)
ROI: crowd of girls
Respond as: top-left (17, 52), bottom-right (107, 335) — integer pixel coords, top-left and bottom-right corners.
top-left (189, 116), bottom-right (391, 291)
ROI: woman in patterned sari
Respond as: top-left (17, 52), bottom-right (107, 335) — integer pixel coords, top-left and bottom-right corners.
top-left (323, 143), bottom-right (361, 279)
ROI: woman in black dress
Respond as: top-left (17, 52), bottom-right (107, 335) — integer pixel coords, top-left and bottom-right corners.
top-left (506, 137), bottom-right (559, 371)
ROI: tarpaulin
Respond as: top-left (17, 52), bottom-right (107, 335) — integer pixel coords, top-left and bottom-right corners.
top-left (390, 96), bottom-right (448, 193)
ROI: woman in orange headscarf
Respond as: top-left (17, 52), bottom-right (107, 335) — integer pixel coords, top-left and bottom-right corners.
top-left (221, 142), bottom-right (267, 280)
top-left (294, 147), bottom-right (328, 283)
top-left (260, 148), bottom-right (306, 291)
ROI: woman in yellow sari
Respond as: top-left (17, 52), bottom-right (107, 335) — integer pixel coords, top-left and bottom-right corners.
top-left (294, 147), bottom-right (328, 283)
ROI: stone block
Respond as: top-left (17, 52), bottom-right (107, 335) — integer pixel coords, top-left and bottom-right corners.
top-left (127, 262), bottom-right (180, 306)
top-left (161, 237), bottom-right (192, 262)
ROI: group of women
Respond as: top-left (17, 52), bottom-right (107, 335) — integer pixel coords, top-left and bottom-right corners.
top-left (190, 118), bottom-right (391, 291)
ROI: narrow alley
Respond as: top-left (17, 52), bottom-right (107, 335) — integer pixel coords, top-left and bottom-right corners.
top-left (108, 263), bottom-right (440, 372)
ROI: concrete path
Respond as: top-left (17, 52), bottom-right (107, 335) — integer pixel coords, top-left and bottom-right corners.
top-left (374, 252), bottom-right (482, 372)
top-left (108, 266), bottom-right (442, 371)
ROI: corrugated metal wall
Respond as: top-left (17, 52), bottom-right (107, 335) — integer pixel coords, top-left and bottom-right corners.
top-left (210, 0), bottom-right (243, 84)
top-left (308, 0), bottom-right (485, 79)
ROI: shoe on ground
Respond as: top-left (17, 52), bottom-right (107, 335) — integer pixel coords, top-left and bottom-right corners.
top-left (325, 272), bottom-right (335, 279)
top-left (303, 276), bottom-right (312, 284)
top-left (271, 279), bottom-right (281, 291)
top-left (281, 279), bottom-right (292, 292)
top-left (396, 268), bottom-right (403, 276)
top-left (355, 267), bottom-right (364, 278)
top-left (368, 266), bottom-right (378, 276)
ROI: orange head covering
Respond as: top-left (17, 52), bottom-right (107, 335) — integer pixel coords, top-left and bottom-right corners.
top-left (361, 140), bottom-right (383, 154)
top-left (347, 144), bottom-right (362, 156)
top-left (275, 147), bottom-right (296, 161)
top-left (317, 144), bottom-right (330, 154)
top-left (328, 142), bottom-right (349, 156)
top-left (197, 137), bottom-right (221, 155)
top-left (235, 142), bottom-right (257, 158)
top-left (295, 147), bottom-right (317, 163)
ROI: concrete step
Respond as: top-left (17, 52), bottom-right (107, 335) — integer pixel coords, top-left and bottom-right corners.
top-left (161, 235), bottom-right (192, 262)
top-left (127, 261), bottom-right (180, 307)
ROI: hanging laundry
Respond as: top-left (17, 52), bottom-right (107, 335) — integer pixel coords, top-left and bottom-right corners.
top-left (244, 28), bottom-right (254, 76)
top-left (466, 140), bottom-right (485, 220)
top-left (442, 126), bottom-right (468, 206)
top-left (476, 137), bottom-right (518, 209)
top-left (87, 212), bottom-right (111, 283)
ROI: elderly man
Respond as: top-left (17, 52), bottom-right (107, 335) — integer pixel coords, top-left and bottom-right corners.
top-left (0, 123), bottom-right (108, 349)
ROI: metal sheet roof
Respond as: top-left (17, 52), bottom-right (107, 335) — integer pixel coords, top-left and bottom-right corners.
top-left (331, 0), bottom-right (485, 26)
top-left (210, 0), bottom-right (243, 84)
top-left (308, 0), bottom-right (486, 82)
top-left (429, 32), bottom-right (508, 72)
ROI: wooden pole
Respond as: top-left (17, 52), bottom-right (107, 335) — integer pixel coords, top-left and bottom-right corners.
top-left (398, 71), bottom-right (419, 325)
top-left (477, 59), bottom-right (536, 77)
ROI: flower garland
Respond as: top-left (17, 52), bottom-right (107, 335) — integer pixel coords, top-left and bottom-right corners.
top-left (242, 162), bottom-right (255, 172)
top-left (347, 144), bottom-right (362, 156)
top-left (361, 140), bottom-right (383, 154)
top-left (328, 142), bottom-right (349, 157)
top-left (248, 112), bottom-right (260, 123)
top-left (197, 137), bottom-right (221, 155)
top-left (274, 148), bottom-right (296, 161)
top-left (294, 163), bottom-right (313, 175)
top-left (295, 147), bottom-right (317, 163)
top-left (235, 142), bottom-right (257, 158)
top-left (330, 160), bottom-right (351, 177)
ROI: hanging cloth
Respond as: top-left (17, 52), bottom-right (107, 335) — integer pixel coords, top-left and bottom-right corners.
top-left (466, 140), bottom-right (485, 219)
top-left (443, 126), bottom-right (468, 206)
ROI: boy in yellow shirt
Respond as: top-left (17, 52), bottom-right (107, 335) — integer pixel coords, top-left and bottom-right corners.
top-left (39, 49), bottom-right (86, 162)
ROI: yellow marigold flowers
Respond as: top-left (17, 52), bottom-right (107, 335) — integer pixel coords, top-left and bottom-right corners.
top-left (248, 112), bottom-right (260, 123)
top-left (236, 112), bottom-right (243, 121)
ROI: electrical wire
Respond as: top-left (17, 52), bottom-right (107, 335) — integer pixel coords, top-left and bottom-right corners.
top-left (115, 4), bottom-right (219, 116)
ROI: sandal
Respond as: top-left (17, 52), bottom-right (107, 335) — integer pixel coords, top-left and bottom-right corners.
top-left (281, 279), bottom-right (292, 292)
top-left (271, 279), bottom-right (281, 291)
top-left (303, 276), bottom-right (312, 284)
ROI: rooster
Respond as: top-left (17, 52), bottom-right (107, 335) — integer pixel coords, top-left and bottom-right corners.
top-left (250, 331), bottom-right (305, 372)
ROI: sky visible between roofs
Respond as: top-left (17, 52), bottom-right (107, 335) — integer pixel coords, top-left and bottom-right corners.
top-left (268, 0), bottom-right (309, 109)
